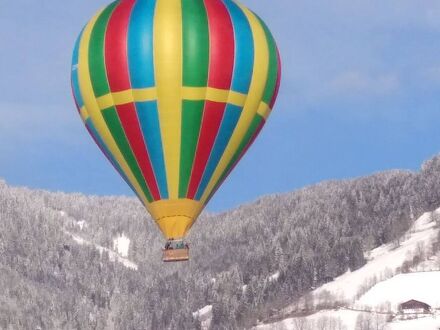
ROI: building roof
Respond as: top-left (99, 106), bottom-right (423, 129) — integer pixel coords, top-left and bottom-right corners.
top-left (400, 299), bottom-right (431, 310)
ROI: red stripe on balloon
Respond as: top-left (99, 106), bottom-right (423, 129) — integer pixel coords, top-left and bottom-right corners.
top-left (270, 49), bottom-right (282, 108)
top-left (186, 0), bottom-right (235, 198)
top-left (116, 104), bottom-right (161, 200)
top-left (105, 0), bottom-right (135, 92)
top-left (105, 0), bottom-right (161, 200)
top-left (187, 101), bottom-right (226, 199)
top-left (205, 0), bottom-right (235, 89)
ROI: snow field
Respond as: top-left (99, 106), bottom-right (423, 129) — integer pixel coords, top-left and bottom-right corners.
top-left (69, 233), bottom-right (138, 270)
top-left (113, 233), bottom-right (131, 258)
top-left (308, 210), bottom-right (439, 306)
top-left (54, 208), bottom-right (137, 270)
top-left (386, 315), bottom-right (440, 330)
top-left (356, 272), bottom-right (440, 312)
top-left (255, 309), bottom-right (440, 330)
top-left (254, 309), bottom-right (363, 330)
top-left (193, 305), bottom-right (213, 330)
top-left (258, 209), bottom-right (440, 329)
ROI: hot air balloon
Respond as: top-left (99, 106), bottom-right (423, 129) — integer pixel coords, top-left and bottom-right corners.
top-left (71, 0), bottom-right (281, 262)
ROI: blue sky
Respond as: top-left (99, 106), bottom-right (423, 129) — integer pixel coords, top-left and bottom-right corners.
top-left (2, 0), bottom-right (440, 212)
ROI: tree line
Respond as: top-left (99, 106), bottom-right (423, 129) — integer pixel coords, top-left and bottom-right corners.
top-left (0, 155), bottom-right (440, 328)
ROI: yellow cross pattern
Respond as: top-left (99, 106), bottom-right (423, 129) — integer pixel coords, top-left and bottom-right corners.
top-left (86, 86), bottom-right (271, 120)
top-left (80, 93), bottom-right (272, 122)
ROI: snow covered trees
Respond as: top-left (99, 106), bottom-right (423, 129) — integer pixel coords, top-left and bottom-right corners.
top-left (0, 154), bottom-right (440, 328)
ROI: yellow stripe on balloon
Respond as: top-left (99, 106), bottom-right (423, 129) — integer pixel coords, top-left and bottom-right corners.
top-left (257, 101), bottom-right (271, 120)
top-left (182, 87), bottom-right (247, 106)
top-left (77, 9), bottom-right (151, 209)
top-left (132, 88), bottom-right (157, 101)
top-left (96, 94), bottom-right (115, 109)
top-left (226, 91), bottom-right (248, 107)
top-left (97, 88), bottom-right (158, 109)
top-left (154, 0), bottom-right (183, 199)
top-left (95, 87), bottom-right (246, 109)
top-left (181, 87), bottom-right (208, 100)
top-left (200, 5), bottom-right (270, 204)
top-left (80, 106), bottom-right (90, 122)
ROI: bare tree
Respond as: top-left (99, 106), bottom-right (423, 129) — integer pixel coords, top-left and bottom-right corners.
top-left (303, 293), bottom-right (315, 312)
top-left (316, 290), bottom-right (336, 310)
top-left (355, 313), bottom-right (371, 330)
top-left (292, 317), bottom-right (311, 330)
top-left (315, 316), bottom-right (331, 330)
top-left (372, 313), bottom-right (387, 330)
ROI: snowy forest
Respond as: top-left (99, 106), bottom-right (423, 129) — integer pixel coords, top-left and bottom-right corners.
top-left (1, 155), bottom-right (440, 329)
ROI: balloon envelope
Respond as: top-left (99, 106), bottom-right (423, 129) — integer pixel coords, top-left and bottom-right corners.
top-left (71, 0), bottom-right (281, 240)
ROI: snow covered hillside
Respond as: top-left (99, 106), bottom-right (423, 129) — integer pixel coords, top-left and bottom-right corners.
top-left (387, 316), bottom-right (440, 330)
top-left (256, 209), bottom-right (440, 330)
top-left (67, 232), bottom-right (138, 270)
top-left (54, 207), bottom-right (138, 270)
top-left (312, 210), bottom-right (439, 305)
top-left (357, 272), bottom-right (440, 311)
top-left (257, 308), bottom-right (440, 330)
top-left (2, 155), bottom-right (440, 329)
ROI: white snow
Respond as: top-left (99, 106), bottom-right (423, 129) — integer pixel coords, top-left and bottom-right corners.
top-left (307, 310), bottom-right (360, 329)
top-left (253, 310), bottom-right (440, 330)
top-left (257, 208), bottom-right (440, 330)
top-left (412, 254), bottom-right (440, 272)
top-left (70, 235), bottom-right (86, 246)
top-left (67, 232), bottom-right (138, 271)
top-left (269, 272), bottom-right (280, 282)
top-left (255, 309), bottom-right (440, 330)
top-left (74, 220), bottom-right (87, 230)
top-left (306, 210), bottom-right (439, 306)
top-left (50, 207), bottom-right (137, 270)
top-left (193, 305), bottom-right (213, 330)
top-left (53, 208), bottom-right (87, 230)
top-left (357, 272), bottom-right (440, 311)
top-left (386, 315), bottom-right (440, 330)
top-left (257, 296), bottom-right (440, 330)
top-left (254, 309), bottom-right (364, 330)
top-left (113, 233), bottom-right (131, 257)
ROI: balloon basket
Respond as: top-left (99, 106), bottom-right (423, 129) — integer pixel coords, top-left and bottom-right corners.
top-left (162, 247), bottom-right (189, 262)
top-left (162, 239), bottom-right (189, 262)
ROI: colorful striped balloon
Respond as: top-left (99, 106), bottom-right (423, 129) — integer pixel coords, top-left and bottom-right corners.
top-left (71, 0), bottom-right (281, 240)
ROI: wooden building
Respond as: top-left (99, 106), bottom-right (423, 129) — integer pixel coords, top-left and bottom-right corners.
top-left (399, 299), bottom-right (431, 314)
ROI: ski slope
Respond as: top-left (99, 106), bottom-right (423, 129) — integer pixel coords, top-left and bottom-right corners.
top-left (52, 208), bottom-right (138, 270)
top-left (67, 232), bottom-right (138, 271)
